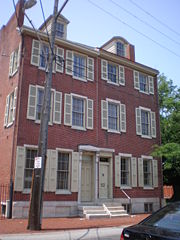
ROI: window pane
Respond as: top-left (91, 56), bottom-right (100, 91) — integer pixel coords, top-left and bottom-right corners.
top-left (72, 97), bottom-right (84, 127)
top-left (73, 54), bottom-right (85, 79)
top-left (36, 89), bottom-right (44, 120)
top-left (108, 103), bottom-right (118, 130)
top-left (40, 44), bottom-right (49, 68)
top-left (108, 64), bottom-right (117, 83)
top-left (121, 157), bottom-right (130, 186)
top-left (139, 73), bottom-right (148, 92)
top-left (143, 159), bottom-right (152, 186)
top-left (141, 110), bottom-right (150, 136)
top-left (117, 42), bottom-right (125, 57)
top-left (56, 23), bottom-right (64, 38)
top-left (24, 149), bottom-right (37, 189)
top-left (57, 152), bottom-right (69, 190)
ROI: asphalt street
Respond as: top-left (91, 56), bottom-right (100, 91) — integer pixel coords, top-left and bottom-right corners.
top-left (0, 227), bottom-right (124, 240)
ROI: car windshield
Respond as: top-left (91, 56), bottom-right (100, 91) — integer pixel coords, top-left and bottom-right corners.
top-left (142, 203), bottom-right (180, 232)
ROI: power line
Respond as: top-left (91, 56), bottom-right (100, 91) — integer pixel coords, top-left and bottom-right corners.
top-left (109, 0), bottom-right (180, 46)
top-left (128, 0), bottom-right (180, 38)
top-left (88, 0), bottom-right (180, 59)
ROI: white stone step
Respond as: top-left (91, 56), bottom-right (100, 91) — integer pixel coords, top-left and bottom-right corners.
top-left (110, 213), bottom-right (129, 218)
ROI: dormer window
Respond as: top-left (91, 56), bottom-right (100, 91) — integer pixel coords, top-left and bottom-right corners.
top-left (117, 41), bottom-right (125, 57)
top-left (56, 22), bottom-right (64, 38)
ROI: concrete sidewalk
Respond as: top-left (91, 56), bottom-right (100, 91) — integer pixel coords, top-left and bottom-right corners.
top-left (0, 214), bottom-right (148, 235)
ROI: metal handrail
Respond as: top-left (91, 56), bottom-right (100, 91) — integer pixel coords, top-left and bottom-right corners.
top-left (121, 189), bottom-right (132, 214)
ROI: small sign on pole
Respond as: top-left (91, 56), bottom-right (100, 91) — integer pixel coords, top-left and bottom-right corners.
top-left (34, 157), bottom-right (42, 169)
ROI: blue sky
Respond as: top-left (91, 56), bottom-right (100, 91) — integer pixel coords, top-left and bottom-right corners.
top-left (1, 0), bottom-right (180, 87)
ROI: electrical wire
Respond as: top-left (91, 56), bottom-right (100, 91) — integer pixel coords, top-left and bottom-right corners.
top-left (128, 0), bottom-right (180, 38)
top-left (88, 0), bottom-right (180, 59)
top-left (109, 0), bottom-right (180, 46)
top-left (39, 0), bottom-right (54, 54)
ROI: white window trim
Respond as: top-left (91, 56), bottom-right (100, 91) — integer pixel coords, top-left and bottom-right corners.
top-left (119, 153), bottom-right (132, 189)
top-left (142, 156), bottom-right (153, 189)
top-left (71, 93), bottom-right (87, 131)
top-left (72, 52), bottom-right (88, 82)
top-left (139, 106), bottom-right (152, 139)
top-left (116, 40), bottom-right (127, 57)
top-left (134, 70), bottom-right (154, 95)
top-left (56, 150), bottom-right (72, 193)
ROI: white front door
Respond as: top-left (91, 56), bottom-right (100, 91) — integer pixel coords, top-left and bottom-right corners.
top-left (81, 159), bottom-right (92, 201)
top-left (99, 163), bottom-right (109, 199)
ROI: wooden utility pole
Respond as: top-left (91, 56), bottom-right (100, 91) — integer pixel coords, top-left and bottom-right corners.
top-left (27, 0), bottom-right (59, 230)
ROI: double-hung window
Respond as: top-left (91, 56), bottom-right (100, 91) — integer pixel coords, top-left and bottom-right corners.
top-left (117, 41), bottom-right (125, 57)
top-left (143, 159), bottom-right (152, 187)
top-left (134, 71), bottom-right (154, 94)
top-left (121, 157), bottom-right (130, 186)
top-left (101, 60), bottom-right (125, 85)
top-left (57, 152), bottom-right (70, 190)
top-left (9, 47), bottom-right (19, 77)
top-left (108, 102), bottom-right (118, 131)
top-left (139, 73), bottom-right (148, 93)
top-left (136, 107), bottom-right (156, 138)
top-left (39, 44), bottom-right (49, 69)
top-left (4, 88), bottom-right (17, 128)
top-left (64, 93), bottom-right (93, 130)
top-left (24, 149), bottom-right (37, 189)
top-left (101, 99), bottom-right (126, 133)
top-left (27, 85), bottom-right (62, 125)
top-left (73, 54), bottom-right (86, 80)
top-left (56, 22), bottom-right (64, 38)
top-left (108, 63), bottom-right (117, 83)
top-left (72, 97), bottom-right (84, 127)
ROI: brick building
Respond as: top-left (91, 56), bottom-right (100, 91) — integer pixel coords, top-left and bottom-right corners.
top-left (0, 1), bottom-right (163, 218)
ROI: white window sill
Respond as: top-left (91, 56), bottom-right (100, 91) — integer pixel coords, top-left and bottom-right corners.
top-left (139, 90), bottom-right (150, 95)
top-left (9, 69), bottom-right (18, 78)
top-left (23, 189), bottom-right (31, 194)
top-left (108, 129), bottom-right (120, 134)
top-left (107, 80), bottom-right (119, 86)
top-left (6, 122), bottom-right (14, 128)
top-left (120, 186), bottom-right (132, 190)
top-left (143, 186), bottom-right (154, 190)
top-left (141, 134), bottom-right (152, 139)
top-left (73, 75), bottom-right (87, 82)
top-left (71, 126), bottom-right (86, 131)
top-left (56, 190), bottom-right (72, 195)
top-left (35, 120), bottom-right (53, 126)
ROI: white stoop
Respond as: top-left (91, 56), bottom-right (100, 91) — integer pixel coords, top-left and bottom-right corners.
top-left (79, 203), bottom-right (129, 219)
top-left (103, 203), bottom-right (129, 218)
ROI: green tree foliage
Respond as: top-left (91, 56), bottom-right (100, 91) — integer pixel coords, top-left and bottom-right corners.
top-left (152, 74), bottom-right (180, 200)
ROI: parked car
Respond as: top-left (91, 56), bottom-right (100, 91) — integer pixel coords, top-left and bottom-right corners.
top-left (121, 202), bottom-right (180, 240)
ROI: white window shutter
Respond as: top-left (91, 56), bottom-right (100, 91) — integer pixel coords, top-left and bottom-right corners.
top-left (87, 99), bottom-right (93, 129)
top-left (12, 87), bottom-right (18, 121)
top-left (49, 150), bottom-right (57, 192)
top-left (9, 52), bottom-right (14, 76)
top-left (136, 108), bottom-right (141, 135)
top-left (53, 91), bottom-right (62, 124)
top-left (64, 94), bottom-right (72, 126)
top-left (119, 65), bottom-right (125, 85)
top-left (115, 155), bottom-right (120, 187)
top-left (87, 57), bottom-right (94, 81)
top-left (120, 104), bottom-right (126, 132)
top-left (27, 85), bottom-right (37, 120)
top-left (31, 40), bottom-right (40, 66)
top-left (148, 76), bottom-right (154, 94)
top-left (134, 71), bottom-right (139, 90)
top-left (14, 146), bottom-right (25, 191)
top-left (56, 47), bottom-right (64, 73)
top-left (138, 158), bottom-right (144, 187)
top-left (4, 95), bottom-right (10, 127)
top-left (66, 50), bottom-right (73, 75)
top-left (101, 100), bottom-right (108, 129)
top-left (101, 59), bottom-right (108, 80)
top-left (152, 159), bottom-right (158, 188)
top-left (71, 152), bottom-right (79, 192)
top-left (131, 157), bottom-right (137, 187)
top-left (17, 42), bottom-right (21, 68)
top-left (44, 149), bottom-right (50, 192)
top-left (151, 111), bottom-right (156, 138)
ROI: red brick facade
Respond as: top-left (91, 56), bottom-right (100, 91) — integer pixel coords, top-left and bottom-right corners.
top-left (0, 1), bottom-right (163, 217)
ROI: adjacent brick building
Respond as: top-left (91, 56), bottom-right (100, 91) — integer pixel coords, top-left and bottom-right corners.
top-left (0, 0), bottom-right (163, 218)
